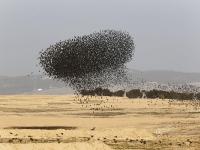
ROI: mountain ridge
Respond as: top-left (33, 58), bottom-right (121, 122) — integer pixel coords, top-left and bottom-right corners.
top-left (0, 70), bottom-right (200, 94)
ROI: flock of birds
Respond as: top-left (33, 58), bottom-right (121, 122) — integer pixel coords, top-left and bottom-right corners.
top-left (2, 129), bottom-right (195, 148)
top-left (72, 93), bottom-right (200, 115)
top-left (73, 95), bottom-right (118, 114)
top-left (39, 29), bottom-right (135, 91)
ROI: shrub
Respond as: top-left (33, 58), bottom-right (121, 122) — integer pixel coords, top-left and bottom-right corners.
top-left (80, 89), bottom-right (95, 96)
top-left (145, 90), bottom-right (159, 99)
top-left (196, 93), bottom-right (200, 100)
top-left (126, 89), bottom-right (142, 98)
top-left (113, 90), bottom-right (125, 97)
top-left (80, 87), bottom-right (113, 96)
top-left (169, 91), bottom-right (194, 100)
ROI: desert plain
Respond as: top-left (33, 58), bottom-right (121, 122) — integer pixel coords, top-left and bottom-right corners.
top-left (0, 95), bottom-right (200, 150)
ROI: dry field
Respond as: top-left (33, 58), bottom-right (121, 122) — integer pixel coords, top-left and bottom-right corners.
top-left (0, 95), bottom-right (200, 150)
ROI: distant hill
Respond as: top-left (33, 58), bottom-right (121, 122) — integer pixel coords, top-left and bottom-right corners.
top-left (0, 75), bottom-right (73, 94)
top-left (0, 70), bottom-right (200, 94)
top-left (129, 70), bottom-right (200, 84)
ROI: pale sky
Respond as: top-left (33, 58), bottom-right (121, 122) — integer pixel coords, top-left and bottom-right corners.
top-left (0, 0), bottom-right (200, 75)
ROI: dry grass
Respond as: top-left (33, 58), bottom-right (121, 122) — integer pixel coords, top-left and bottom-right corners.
top-left (0, 95), bottom-right (199, 149)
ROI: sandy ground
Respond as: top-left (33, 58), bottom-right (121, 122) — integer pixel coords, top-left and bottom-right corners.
top-left (0, 95), bottom-right (200, 149)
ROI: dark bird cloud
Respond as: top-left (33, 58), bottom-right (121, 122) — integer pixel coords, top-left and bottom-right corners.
top-left (39, 29), bottom-right (135, 91)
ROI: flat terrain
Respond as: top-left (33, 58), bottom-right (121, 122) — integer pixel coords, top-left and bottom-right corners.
top-left (0, 95), bottom-right (200, 149)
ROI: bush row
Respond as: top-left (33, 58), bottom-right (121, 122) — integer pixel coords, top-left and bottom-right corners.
top-left (80, 88), bottom-right (200, 100)
top-left (80, 87), bottom-right (125, 97)
top-left (127, 89), bottom-right (200, 100)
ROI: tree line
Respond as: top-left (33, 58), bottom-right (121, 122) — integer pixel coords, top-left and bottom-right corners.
top-left (80, 87), bottom-right (200, 100)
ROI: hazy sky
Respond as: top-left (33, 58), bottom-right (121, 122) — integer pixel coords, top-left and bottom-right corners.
top-left (0, 0), bottom-right (200, 75)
